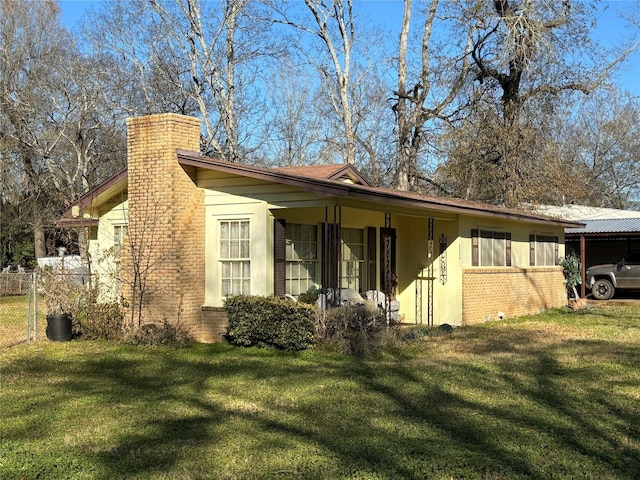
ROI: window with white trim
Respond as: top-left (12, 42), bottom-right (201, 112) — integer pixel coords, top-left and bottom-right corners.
top-left (285, 223), bottom-right (318, 296)
top-left (472, 229), bottom-right (511, 267)
top-left (113, 225), bottom-right (128, 259)
top-left (341, 227), bottom-right (365, 291)
top-left (219, 220), bottom-right (250, 296)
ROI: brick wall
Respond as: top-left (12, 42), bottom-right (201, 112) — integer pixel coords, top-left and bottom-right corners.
top-left (201, 307), bottom-right (229, 343)
top-left (122, 113), bottom-right (207, 339)
top-left (461, 267), bottom-right (567, 325)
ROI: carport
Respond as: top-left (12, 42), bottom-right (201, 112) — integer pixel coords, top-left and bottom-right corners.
top-left (564, 218), bottom-right (640, 298)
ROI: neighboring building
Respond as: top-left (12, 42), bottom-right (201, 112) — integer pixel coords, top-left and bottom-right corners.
top-left (535, 204), bottom-right (640, 297)
top-left (59, 113), bottom-right (580, 342)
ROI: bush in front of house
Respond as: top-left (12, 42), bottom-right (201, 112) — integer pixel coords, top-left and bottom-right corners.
top-left (73, 301), bottom-right (124, 341)
top-left (224, 295), bottom-right (316, 351)
top-left (316, 303), bottom-right (392, 357)
top-left (123, 319), bottom-right (194, 347)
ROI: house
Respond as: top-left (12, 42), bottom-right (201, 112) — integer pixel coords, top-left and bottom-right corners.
top-left (59, 113), bottom-right (581, 342)
top-left (535, 204), bottom-right (640, 297)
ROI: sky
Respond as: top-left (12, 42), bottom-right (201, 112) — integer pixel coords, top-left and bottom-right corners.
top-left (58, 0), bottom-right (639, 96)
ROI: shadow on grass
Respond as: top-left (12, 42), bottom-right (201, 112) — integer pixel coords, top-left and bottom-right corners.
top-left (2, 327), bottom-right (640, 479)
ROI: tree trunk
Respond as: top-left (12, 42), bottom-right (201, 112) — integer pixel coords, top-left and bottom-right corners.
top-left (33, 213), bottom-right (47, 259)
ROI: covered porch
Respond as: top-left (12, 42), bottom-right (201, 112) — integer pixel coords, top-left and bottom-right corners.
top-left (270, 202), bottom-right (461, 327)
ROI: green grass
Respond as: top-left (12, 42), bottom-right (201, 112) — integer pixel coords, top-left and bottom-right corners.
top-left (0, 295), bottom-right (44, 347)
top-left (1, 305), bottom-right (640, 479)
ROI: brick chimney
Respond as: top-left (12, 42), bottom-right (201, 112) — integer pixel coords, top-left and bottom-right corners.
top-left (122, 113), bottom-right (205, 337)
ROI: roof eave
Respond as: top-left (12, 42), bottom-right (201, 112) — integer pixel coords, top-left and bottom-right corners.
top-left (75, 168), bottom-right (128, 211)
top-left (56, 217), bottom-right (100, 228)
top-left (177, 150), bottom-right (582, 228)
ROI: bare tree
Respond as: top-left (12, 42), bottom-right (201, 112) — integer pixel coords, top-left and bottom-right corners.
top-left (85, 0), bottom-right (277, 161)
top-left (269, 0), bottom-right (359, 164)
top-left (350, 66), bottom-right (397, 187)
top-left (116, 192), bottom-right (182, 329)
top-left (392, 0), bottom-right (473, 191)
top-left (82, 0), bottom-right (200, 117)
top-left (560, 91), bottom-right (640, 209)
top-left (302, 0), bottom-right (357, 164)
top-left (47, 53), bottom-right (127, 203)
top-left (461, 0), bottom-right (615, 206)
top-left (261, 58), bottom-right (330, 166)
top-left (435, 95), bottom-right (599, 206)
top-left (0, 0), bottom-right (72, 258)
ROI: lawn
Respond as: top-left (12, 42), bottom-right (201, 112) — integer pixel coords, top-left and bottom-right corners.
top-left (0, 295), bottom-right (43, 347)
top-left (1, 305), bottom-right (639, 479)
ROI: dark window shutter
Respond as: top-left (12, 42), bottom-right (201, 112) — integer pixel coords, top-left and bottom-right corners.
top-left (530, 234), bottom-right (536, 266)
top-left (554, 236), bottom-right (559, 265)
top-left (471, 229), bottom-right (479, 266)
top-left (367, 227), bottom-right (377, 291)
top-left (506, 233), bottom-right (512, 267)
top-left (274, 218), bottom-right (286, 297)
top-left (322, 223), bottom-right (340, 295)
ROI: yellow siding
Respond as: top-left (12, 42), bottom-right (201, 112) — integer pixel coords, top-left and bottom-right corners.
top-left (458, 214), bottom-right (566, 268)
top-left (394, 216), bottom-right (462, 326)
top-left (88, 198), bottom-right (128, 301)
top-left (92, 180), bottom-right (570, 327)
top-left (457, 214), bottom-right (568, 325)
top-left (200, 171), bottom-right (324, 209)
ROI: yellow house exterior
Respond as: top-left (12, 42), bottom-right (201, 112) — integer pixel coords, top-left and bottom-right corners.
top-left (60, 113), bottom-right (580, 342)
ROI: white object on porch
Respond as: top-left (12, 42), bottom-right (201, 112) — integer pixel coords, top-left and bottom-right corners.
top-left (366, 290), bottom-right (400, 321)
top-left (316, 288), bottom-right (365, 309)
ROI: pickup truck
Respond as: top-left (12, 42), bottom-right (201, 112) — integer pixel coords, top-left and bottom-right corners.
top-left (586, 251), bottom-right (640, 300)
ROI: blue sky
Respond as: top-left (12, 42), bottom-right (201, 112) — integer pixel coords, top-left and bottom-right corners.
top-left (59, 0), bottom-right (639, 95)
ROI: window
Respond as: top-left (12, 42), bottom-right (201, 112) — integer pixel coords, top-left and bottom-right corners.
top-left (219, 220), bottom-right (250, 296)
top-left (530, 235), bottom-right (558, 266)
top-left (341, 227), bottom-right (365, 291)
top-left (285, 223), bottom-right (318, 296)
top-left (275, 221), bottom-right (377, 298)
top-left (113, 225), bottom-right (128, 259)
top-left (472, 229), bottom-right (511, 266)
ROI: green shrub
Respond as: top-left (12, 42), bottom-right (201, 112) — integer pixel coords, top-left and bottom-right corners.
top-left (123, 319), bottom-right (193, 347)
top-left (73, 301), bottom-right (124, 340)
top-left (224, 295), bottom-right (316, 351)
top-left (297, 286), bottom-right (321, 305)
top-left (317, 303), bottom-right (392, 357)
top-left (559, 253), bottom-right (582, 299)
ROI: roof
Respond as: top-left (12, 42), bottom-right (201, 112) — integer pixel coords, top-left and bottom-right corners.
top-left (274, 163), bottom-right (372, 186)
top-left (535, 204), bottom-right (640, 221)
top-left (56, 217), bottom-right (99, 228)
top-left (60, 152), bottom-right (583, 229)
top-left (565, 218), bottom-right (640, 235)
top-left (176, 150), bottom-right (582, 228)
top-left (57, 168), bottom-right (128, 227)
top-left (68, 168), bottom-right (127, 211)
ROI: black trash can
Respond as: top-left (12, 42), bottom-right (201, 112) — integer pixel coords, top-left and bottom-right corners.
top-left (46, 314), bottom-right (72, 341)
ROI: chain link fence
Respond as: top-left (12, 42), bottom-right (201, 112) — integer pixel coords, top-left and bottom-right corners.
top-left (0, 272), bottom-right (41, 348)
